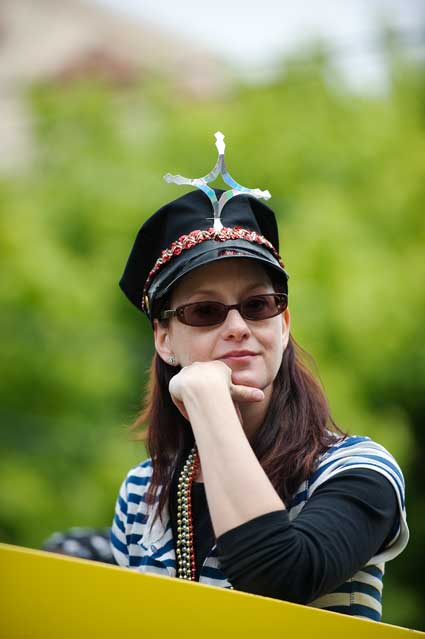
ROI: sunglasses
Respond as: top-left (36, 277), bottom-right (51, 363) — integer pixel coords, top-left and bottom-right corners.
top-left (160, 293), bottom-right (288, 327)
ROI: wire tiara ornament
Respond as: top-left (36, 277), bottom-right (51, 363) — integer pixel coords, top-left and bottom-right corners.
top-left (163, 131), bottom-right (271, 232)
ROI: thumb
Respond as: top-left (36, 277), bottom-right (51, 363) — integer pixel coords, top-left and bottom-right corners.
top-left (230, 384), bottom-right (264, 403)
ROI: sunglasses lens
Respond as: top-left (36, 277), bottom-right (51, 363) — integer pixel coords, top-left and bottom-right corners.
top-left (182, 301), bottom-right (225, 326)
top-left (178, 294), bottom-right (287, 326)
top-left (242, 295), bottom-right (286, 320)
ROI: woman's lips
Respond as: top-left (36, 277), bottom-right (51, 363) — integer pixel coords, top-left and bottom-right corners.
top-left (217, 351), bottom-right (258, 363)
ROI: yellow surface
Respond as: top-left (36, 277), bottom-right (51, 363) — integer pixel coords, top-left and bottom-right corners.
top-left (0, 543), bottom-right (423, 639)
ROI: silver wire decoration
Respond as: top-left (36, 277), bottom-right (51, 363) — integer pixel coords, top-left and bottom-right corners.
top-left (164, 131), bottom-right (271, 232)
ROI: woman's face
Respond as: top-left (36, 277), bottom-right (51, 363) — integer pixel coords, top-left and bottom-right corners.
top-left (154, 259), bottom-right (290, 395)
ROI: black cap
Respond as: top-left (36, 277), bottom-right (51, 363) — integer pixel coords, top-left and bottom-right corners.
top-left (119, 188), bottom-right (289, 319)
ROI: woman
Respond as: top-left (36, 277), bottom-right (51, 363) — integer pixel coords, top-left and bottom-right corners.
top-left (111, 133), bottom-right (408, 620)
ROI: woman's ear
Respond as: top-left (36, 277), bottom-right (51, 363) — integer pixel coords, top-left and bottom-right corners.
top-left (282, 307), bottom-right (291, 351)
top-left (153, 318), bottom-right (175, 365)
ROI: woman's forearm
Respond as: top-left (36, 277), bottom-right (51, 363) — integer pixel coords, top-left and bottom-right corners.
top-left (182, 382), bottom-right (285, 538)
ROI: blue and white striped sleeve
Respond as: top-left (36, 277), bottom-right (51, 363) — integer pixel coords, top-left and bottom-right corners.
top-left (110, 471), bottom-right (131, 567)
top-left (308, 436), bottom-right (409, 564)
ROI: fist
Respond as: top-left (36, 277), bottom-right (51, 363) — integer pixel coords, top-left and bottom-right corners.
top-left (168, 360), bottom-right (264, 421)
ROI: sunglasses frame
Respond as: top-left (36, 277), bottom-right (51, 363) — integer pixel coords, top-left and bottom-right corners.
top-left (160, 293), bottom-right (288, 327)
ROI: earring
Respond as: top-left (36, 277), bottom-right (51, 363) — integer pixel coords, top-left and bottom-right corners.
top-left (168, 356), bottom-right (176, 365)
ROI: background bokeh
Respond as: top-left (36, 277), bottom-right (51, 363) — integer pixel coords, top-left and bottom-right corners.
top-left (0, 1), bottom-right (424, 631)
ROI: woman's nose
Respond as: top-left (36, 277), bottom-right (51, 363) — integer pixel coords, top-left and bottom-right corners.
top-left (221, 308), bottom-right (251, 339)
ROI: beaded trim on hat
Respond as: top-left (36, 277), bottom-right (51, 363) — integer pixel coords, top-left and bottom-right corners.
top-left (164, 131), bottom-right (271, 233)
top-left (142, 226), bottom-right (285, 313)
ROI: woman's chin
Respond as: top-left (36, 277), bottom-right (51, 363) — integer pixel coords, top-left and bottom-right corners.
top-left (230, 370), bottom-right (262, 389)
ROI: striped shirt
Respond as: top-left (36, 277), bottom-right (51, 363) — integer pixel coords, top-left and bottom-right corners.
top-left (111, 435), bottom-right (409, 620)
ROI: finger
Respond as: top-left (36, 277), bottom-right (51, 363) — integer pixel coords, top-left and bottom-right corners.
top-left (230, 384), bottom-right (264, 403)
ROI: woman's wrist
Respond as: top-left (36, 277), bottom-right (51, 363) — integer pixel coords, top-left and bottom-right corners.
top-left (183, 379), bottom-right (238, 429)
top-left (181, 374), bottom-right (230, 406)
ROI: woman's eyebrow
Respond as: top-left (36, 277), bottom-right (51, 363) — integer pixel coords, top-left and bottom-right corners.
top-left (183, 282), bottom-right (271, 301)
top-left (187, 289), bottom-right (219, 298)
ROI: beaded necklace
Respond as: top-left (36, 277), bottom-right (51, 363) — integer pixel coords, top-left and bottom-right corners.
top-left (176, 446), bottom-right (200, 580)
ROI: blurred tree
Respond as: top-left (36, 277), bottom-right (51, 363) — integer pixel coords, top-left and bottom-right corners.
top-left (0, 46), bottom-right (423, 629)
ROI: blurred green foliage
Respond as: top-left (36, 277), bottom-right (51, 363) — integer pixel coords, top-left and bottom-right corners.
top-left (0, 47), bottom-right (424, 629)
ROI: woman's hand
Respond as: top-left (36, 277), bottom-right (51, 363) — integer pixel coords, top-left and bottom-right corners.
top-left (169, 360), bottom-right (264, 422)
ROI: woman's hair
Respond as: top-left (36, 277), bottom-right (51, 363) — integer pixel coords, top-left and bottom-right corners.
top-left (131, 273), bottom-right (346, 519)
